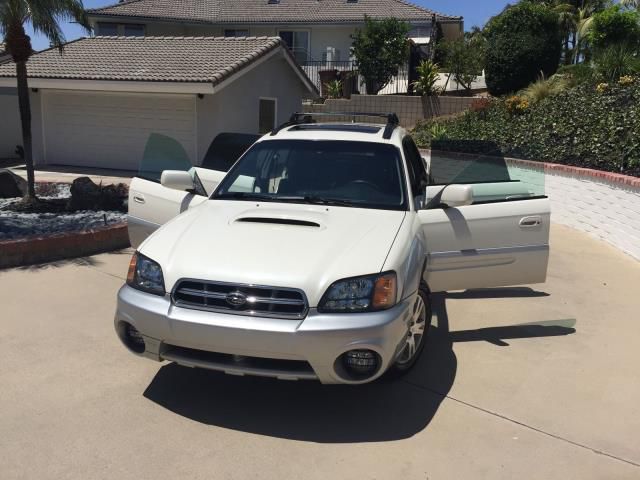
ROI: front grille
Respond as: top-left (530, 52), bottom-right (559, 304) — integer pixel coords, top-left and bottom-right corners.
top-left (172, 279), bottom-right (308, 319)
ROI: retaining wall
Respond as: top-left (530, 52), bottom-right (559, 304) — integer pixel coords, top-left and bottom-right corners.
top-left (307, 95), bottom-right (474, 129)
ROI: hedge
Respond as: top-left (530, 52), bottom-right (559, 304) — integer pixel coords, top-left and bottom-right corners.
top-left (412, 80), bottom-right (640, 177)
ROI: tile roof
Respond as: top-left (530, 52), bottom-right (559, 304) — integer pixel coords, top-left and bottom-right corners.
top-left (0, 36), bottom-right (299, 85)
top-left (88, 0), bottom-right (461, 24)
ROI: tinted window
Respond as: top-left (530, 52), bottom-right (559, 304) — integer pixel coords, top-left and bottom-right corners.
top-left (96, 23), bottom-right (118, 36)
top-left (200, 133), bottom-right (260, 172)
top-left (213, 140), bottom-right (407, 210)
top-left (124, 24), bottom-right (145, 37)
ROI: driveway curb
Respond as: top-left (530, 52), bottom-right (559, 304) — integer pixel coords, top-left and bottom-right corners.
top-left (0, 223), bottom-right (130, 269)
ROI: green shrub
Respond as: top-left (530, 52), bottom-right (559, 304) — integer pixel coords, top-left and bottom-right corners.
top-left (593, 45), bottom-right (640, 82)
top-left (484, 2), bottom-right (563, 96)
top-left (587, 5), bottom-right (640, 52)
top-left (412, 60), bottom-right (441, 96)
top-left (325, 79), bottom-right (343, 99)
top-left (557, 64), bottom-right (594, 86)
top-left (412, 81), bottom-right (640, 176)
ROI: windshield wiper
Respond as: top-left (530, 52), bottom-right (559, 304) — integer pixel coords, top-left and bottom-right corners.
top-left (215, 192), bottom-right (275, 201)
top-left (215, 192), bottom-right (355, 207)
top-left (299, 196), bottom-right (355, 207)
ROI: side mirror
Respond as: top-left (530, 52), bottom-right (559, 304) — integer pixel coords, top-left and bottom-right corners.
top-left (440, 184), bottom-right (473, 207)
top-left (161, 170), bottom-right (194, 192)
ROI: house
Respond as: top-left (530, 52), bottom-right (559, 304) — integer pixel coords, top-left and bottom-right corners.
top-left (86, 0), bottom-right (464, 92)
top-left (0, 36), bottom-right (316, 170)
top-left (0, 44), bottom-right (11, 64)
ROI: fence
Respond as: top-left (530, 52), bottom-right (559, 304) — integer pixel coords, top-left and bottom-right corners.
top-left (301, 61), bottom-right (486, 97)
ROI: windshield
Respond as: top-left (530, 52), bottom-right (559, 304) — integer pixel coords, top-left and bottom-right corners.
top-left (212, 140), bottom-right (408, 210)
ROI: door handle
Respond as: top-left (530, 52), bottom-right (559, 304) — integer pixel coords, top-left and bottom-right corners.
top-left (520, 216), bottom-right (542, 227)
top-left (133, 195), bottom-right (145, 204)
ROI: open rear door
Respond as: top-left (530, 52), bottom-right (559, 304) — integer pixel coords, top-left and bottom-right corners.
top-left (419, 148), bottom-right (550, 293)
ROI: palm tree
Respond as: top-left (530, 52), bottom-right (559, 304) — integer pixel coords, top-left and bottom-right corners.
top-left (0, 0), bottom-right (90, 201)
top-left (621, 0), bottom-right (639, 10)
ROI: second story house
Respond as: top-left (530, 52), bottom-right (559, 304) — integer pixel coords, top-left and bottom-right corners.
top-left (87, 0), bottom-right (463, 92)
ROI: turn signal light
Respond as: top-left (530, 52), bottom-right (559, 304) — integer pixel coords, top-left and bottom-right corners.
top-left (372, 273), bottom-right (397, 309)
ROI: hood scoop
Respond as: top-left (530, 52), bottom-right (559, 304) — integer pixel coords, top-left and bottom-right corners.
top-left (235, 217), bottom-right (321, 228)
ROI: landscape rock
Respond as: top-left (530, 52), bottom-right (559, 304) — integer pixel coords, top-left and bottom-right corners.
top-left (0, 169), bottom-right (27, 198)
top-left (68, 177), bottom-right (127, 212)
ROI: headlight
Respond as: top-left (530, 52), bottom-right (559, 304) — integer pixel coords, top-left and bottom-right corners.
top-left (126, 252), bottom-right (165, 296)
top-left (318, 272), bottom-right (397, 313)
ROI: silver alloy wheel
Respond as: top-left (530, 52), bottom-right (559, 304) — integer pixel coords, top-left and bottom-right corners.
top-left (395, 293), bottom-right (427, 366)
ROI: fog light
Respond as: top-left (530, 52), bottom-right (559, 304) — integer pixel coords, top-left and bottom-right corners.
top-left (341, 349), bottom-right (380, 379)
top-left (121, 322), bottom-right (145, 354)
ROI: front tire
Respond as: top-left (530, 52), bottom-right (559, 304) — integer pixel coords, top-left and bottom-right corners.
top-left (386, 285), bottom-right (431, 377)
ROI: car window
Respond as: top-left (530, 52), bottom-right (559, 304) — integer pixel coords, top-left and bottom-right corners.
top-left (137, 133), bottom-right (207, 196)
top-left (428, 140), bottom-right (546, 203)
top-left (200, 133), bottom-right (260, 172)
top-left (213, 140), bottom-right (408, 210)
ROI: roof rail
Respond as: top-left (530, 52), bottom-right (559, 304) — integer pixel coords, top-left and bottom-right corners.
top-left (270, 111), bottom-right (400, 139)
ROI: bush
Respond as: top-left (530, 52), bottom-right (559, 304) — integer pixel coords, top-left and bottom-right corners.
top-left (587, 5), bottom-right (640, 52)
top-left (484, 2), bottom-right (563, 96)
top-left (521, 74), bottom-right (569, 103)
top-left (593, 45), bottom-right (640, 82)
top-left (412, 60), bottom-right (441, 96)
top-left (412, 81), bottom-right (640, 177)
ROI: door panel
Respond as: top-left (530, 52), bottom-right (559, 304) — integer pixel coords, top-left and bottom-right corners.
top-left (419, 197), bottom-right (550, 292)
top-left (128, 177), bottom-right (207, 248)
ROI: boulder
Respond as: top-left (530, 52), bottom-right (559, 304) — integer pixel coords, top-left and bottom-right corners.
top-left (0, 169), bottom-right (27, 198)
top-left (68, 177), bottom-right (127, 211)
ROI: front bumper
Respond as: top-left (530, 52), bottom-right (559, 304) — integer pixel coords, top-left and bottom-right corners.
top-left (115, 285), bottom-right (415, 384)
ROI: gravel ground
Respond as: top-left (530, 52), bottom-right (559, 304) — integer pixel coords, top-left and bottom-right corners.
top-left (0, 184), bottom-right (127, 241)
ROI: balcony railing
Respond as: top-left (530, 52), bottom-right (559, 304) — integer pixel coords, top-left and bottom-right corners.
top-left (300, 60), bottom-right (411, 97)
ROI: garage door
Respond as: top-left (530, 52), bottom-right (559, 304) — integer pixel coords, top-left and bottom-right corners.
top-left (42, 91), bottom-right (196, 171)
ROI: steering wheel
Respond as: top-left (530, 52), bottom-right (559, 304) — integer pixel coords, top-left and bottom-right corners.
top-left (347, 179), bottom-right (384, 192)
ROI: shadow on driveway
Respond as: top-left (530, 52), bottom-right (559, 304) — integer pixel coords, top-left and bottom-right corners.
top-left (143, 289), bottom-right (575, 443)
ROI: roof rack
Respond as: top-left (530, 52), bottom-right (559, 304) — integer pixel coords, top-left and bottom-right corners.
top-left (270, 111), bottom-right (400, 139)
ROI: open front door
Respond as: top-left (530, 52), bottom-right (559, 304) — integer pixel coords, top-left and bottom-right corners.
top-left (419, 149), bottom-right (550, 293)
top-left (128, 133), bottom-right (206, 248)
top-left (128, 132), bottom-right (259, 248)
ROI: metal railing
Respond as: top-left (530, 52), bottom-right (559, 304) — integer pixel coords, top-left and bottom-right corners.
top-left (300, 60), bottom-right (411, 96)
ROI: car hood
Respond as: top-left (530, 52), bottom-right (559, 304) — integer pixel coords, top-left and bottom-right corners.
top-left (139, 200), bottom-right (406, 306)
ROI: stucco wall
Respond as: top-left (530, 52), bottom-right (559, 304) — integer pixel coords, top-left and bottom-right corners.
top-left (0, 87), bottom-right (21, 158)
top-left (196, 55), bottom-right (305, 165)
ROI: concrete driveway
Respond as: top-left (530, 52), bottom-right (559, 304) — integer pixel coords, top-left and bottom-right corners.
top-left (1, 224), bottom-right (639, 479)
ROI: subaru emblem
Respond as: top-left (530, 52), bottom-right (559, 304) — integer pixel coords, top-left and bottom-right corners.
top-left (226, 291), bottom-right (247, 307)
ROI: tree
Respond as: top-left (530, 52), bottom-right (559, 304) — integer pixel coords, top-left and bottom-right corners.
top-left (484, 1), bottom-right (563, 96)
top-left (411, 60), bottom-right (441, 96)
top-left (437, 36), bottom-right (485, 95)
top-left (587, 5), bottom-right (640, 52)
top-left (351, 16), bottom-right (409, 94)
top-left (0, 0), bottom-right (90, 201)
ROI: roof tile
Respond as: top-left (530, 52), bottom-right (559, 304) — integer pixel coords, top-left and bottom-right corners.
top-left (89, 0), bottom-right (461, 24)
top-left (0, 36), bottom-right (287, 84)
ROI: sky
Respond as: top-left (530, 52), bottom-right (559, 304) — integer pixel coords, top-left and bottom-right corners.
top-left (24, 0), bottom-right (512, 51)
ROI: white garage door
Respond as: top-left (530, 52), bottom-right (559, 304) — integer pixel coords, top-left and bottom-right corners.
top-left (42, 90), bottom-right (196, 171)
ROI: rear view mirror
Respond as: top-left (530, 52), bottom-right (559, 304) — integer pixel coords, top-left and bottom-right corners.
top-left (161, 170), bottom-right (194, 192)
top-left (440, 184), bottom-right (473, 207)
